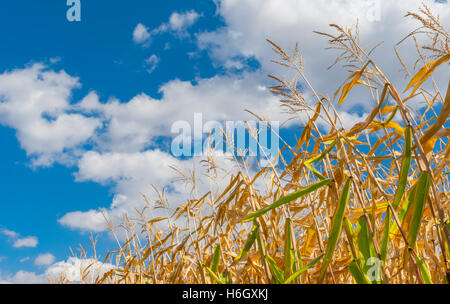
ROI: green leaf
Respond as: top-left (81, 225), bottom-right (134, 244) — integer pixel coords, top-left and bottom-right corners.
top-left (349, 260), bottom-right (371, 284)
top-left (357, 216), bottom-right (377, 275)
top-left (266, 255), bottom-right (284, 284)
top-left (211, 243), bottom-right (221, 272)
top-left (382, 106), bottom-right (399, 126)
top-left (413, 255), bottom-right (433, 284)
top-left (283, 218), bottom-right (294, 279)
top-left (284, 254), bottom-right (324, 284)
top-left (205, 266), bottom-right (224, 284)
top-left (318, 178), bottom-right (352, 283)
top-left (305, 140), bottom-right (337, 165)
top-left (393, 125), bottom-right (413, 209)
top-left (305, 163), bottom-right (327, 181)
top-left (381, 125), bottom-right (412, 261)
top-left (243, 179), bottom-right (332, 222)
top-left (380, 215), bottom-right (391, 262)
top-left (221, 271), bottom-right (233, 284)
top-left (390, 184), bottom-right (417, 236)
top-left (233, 223), bottom-right (259, 265)
top-left (344, 217), bottom-right (359, 261)
top-left (408, 171), bottom-right (431, 248)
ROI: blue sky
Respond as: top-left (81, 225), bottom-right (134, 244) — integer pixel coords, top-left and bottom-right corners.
top-left (0, 0), bottom-right (448, 283)
top-left (0, 0), bottom-right (223, 280)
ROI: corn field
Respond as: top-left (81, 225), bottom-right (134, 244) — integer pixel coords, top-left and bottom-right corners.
top-left (64, 5), bottom-right (450, 284)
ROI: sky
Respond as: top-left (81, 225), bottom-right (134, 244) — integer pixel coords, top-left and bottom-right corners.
top-left (0, 0), bottom-right (448, 283)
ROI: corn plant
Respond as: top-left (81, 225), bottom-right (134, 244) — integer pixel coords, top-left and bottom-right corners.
top-left (61, 5), bottom-right (449, 285)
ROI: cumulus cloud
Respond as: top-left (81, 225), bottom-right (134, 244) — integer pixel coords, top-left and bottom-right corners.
top-left (133, 10), bottom-right (201, 45)
top-left (0, 64), bottom-right (101, 166)
top-left (76, 73), bottom-right (282, 153)
top-left (59, 150), bottom-right (187, 232)
top-left (1, 229), bottom-right (18, 238)
top-left (1, 257), bottom-right (114, 284)
top-left (13, 236), bottom-right (38, 248)
top-left (1, 228), bottom-right (39, 248)
top-left (61, 0), bottom-right (448, 233)
top-left (58, 209), bottom-right (108, 232)
top-left (1, 1), bottom-right (449, 236)
top-left (167, 10), bottom-right (201, 33)
top-left (133, 23), bottom-right (151, 45)
top-left (35, 253), bottom-right (56, 267)
top-left (0, 62), bottom-right (284, 233)
top-left (0, 270), bottom-right (47, 284)
top-left (198, 0), bottom-right (450, 111)
top-left (60, 150), bottom-right (243, 234)
top-left (46, 257), bottom-right (115, 283)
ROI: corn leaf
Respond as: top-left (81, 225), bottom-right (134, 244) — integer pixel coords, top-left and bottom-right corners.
top-left (284, 254), bottom-right (324, 284)
top-left (338, 62), bottom-right (370, 105)
top-left (420, 80), bottom-right (450, 151)
top-left (211, 243), bottom-right (221, 272)
top-left (344, 217), bottom-right (359, 260)
top-left (233, 223), bottom-right (259, 265)
top-left (349, 260), bottom-right (371, 284)
top-left (413, 255), bottom-right (433, 284)
top-left (391, 184), bottom-right (417, 236)
top-left (408, 171), bottom-right (431, 248)
top-left (266, 255), bottom-right (284, 284)
top-left (318, 178), bottom-right (352, 283)
top-left (283, 218), bottom-right (294, 279)
top-left (356, 216), bottom-right (378, 282)
top-left (205, 266), bottom-right (224, 284)
top-left (381, 125), bottom-right (412, 261)
top-left (243, 178), bottom-right (332, 221)
top-left (405, 54), bottom-right (450, 95)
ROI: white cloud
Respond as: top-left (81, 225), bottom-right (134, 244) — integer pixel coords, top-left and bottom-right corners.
top-left (145, 54), bottom-right (160, 74)
top-left (58, 209), bottom-right (108, 232)
top-left (0, 271), bottom-right (47, 284)
top-left (168, 10), bottom-right (201, 32)
top-left (133, 10), bottom-right (201, 46)
top-left (35, 253), bottom-right (56, 267)
top-left (1, 228), bottom-right (39, 248)
top-left (13, 236), bottom-right (38, 248)
top-left (1, 1), bottom-right (449, 237)
top-left (0, 61), bottom-right (367, 234)
top-left (61, 0), bottom-right (448, 234)
top-left (0, 64), bottom-right (101, 166)
top-left (0, 63), bottom-right (285, 233)
top-left (59, 150), bottom-right (186, 232)
top-left (46, 257), bottom-right (115, 283)
top-left (75, 150), bottom-right (182, 184)
top-left (1, 257), bottom-right (114, 284)
top-left (76, 73), bottom-right (282, 153)
top-left (198, 0), bottom-right (450, 111)
top-left (1, 229), bottom-right (18, 238)
top-left (58, 147), bottom-right (249, 234)
top-left (132, 23), bottom-right (151, 45)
